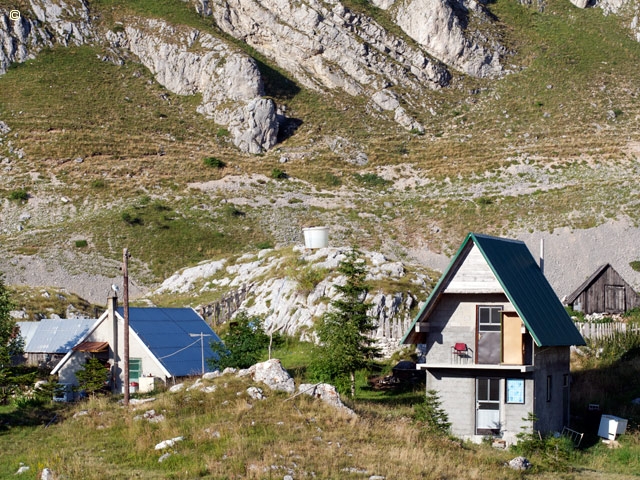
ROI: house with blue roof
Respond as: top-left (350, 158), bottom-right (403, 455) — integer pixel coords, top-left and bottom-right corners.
top-left (402, 233), bottom-right (585, 445)
top-left (52, 294), bottom-right (223, 394)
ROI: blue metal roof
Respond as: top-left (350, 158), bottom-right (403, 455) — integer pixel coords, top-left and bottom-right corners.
top-left (19, 319), bottom-right (95, 354)
top-left (117, 307), bottom-right (222, 377)
top-left (402, 233), bottom-right (585, 347)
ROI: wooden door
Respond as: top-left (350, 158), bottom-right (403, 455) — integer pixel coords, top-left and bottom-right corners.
top-left (605, 285), bottom-right (625, 313)
top-left (502, 312), bottom-right (524, 365)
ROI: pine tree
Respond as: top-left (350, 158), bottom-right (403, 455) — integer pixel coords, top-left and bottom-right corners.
top-left (75, 357), bottom-right (108, 398)
top-left (414, 389), bottom-right (451, 435)
top-left (309, 248), bottom-right (380, 397)
top-left (0, 276), bottom-right (24, 404)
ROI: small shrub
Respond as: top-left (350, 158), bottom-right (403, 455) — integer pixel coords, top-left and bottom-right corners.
top-left (121, 210), bottom-right (143, 226)
top-left (477, 196), bottom-right (493, 206)
top-left (91, 179), bottom-right (106, 189)
top-left (295, 265), bottom-right (327, 295)
top-left (410, 128), bottom-right (425, 136)
top-left (111, 24), bottom-right (125, 33)
top-left (203, 157), bottom-right (226, 169)
top-left (216, 128), bottom-right (229, 138)
top-left (353, 173), bottom-right (391, 188)
top-left (630, 260), bottom-right (640, 272)
top-left (75, 240), bottom-right (88, 248)
top-left (256, 241), bottom-right (273, 250)
top-left (512, 413), bottom-right (575, 464)
top-left (315, 172), bottom-right (342, 187)
top-left (223, 204), bottom-right (245, 218)
top-left (271, 168), bottom-right (288, 180)
top-left (9, 189), bottom-right (28, 202)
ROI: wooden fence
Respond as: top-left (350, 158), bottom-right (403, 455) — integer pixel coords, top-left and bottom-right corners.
top-left (575, 322), bottom-right (640, 339)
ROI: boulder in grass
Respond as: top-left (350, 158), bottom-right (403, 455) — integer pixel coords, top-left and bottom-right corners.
top-left (507, 456), bottom-right (531, 471)
top-left (298, 383), bottom-right (355, 416)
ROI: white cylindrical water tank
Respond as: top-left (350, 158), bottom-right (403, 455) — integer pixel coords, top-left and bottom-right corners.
top-left (302, 226), bottom-right (329, 249)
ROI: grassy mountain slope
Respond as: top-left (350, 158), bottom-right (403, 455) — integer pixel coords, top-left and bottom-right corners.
top-left (0, 0), bottom-right (639, 294)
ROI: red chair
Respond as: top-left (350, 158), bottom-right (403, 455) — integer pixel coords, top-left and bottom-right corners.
top-left (452, 343), bottom-right (469, 363)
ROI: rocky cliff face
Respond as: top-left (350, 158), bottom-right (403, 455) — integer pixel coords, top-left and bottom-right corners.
top-left (0, 0), bottom-right (90, 75)
top-left (1, 1), bottom-right (278, 153)
top-left (154, 246), bottom-right (434, 357)
top-left (393, 0), bottom-right (504, 78)
top-left (105, 18), bottom-right (278, 153)
top-left (203, 0), bottom-right (452, 131)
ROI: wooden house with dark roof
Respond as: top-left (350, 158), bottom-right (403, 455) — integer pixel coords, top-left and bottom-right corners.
top-left (402, 233), bottom-right (585, 445)
top-left (565, 264), bottom-right (640, 315)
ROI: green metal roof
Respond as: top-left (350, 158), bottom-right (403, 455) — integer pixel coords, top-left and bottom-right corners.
top-left (402, 233), bottom-right (585, 347)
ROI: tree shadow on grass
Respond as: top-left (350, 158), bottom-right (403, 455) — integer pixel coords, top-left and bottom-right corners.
top-left (0, 401), bottom-right (63, 434)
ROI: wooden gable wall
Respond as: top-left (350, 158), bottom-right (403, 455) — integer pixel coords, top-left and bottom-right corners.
top-left (571, 265), bottom-right (640, 314)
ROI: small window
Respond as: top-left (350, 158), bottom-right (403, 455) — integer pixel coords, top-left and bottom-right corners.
top-left (546, 375), bottom-right (552, 402)
top-left (477, 377), bottom-right (500, 402)
top-left (478, 306), bottom-right (502, 332)
top-left (129, 358), bottom-right (142, 381)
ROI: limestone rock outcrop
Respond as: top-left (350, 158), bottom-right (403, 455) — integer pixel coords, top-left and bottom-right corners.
top-left (156, 246), bottom-right (433, 357)
top-left (0, 0), bottom-right (90, 75)
top-left (394, 0), bottom-right (504, 78)
top-left (203, 0), bottom-right (451, 130)
top-left (106, 18), bottom-right (278, 153)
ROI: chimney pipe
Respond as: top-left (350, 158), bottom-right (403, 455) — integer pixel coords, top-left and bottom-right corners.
top-left (539, 238), bottom-right (545, 275)
top-left (108, 291), bottom-right (118, 393)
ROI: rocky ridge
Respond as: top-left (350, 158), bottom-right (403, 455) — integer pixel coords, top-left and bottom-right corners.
top-left (0, 0), bottom-right (279, 153)
top-left (390, 0), bottom-right (505, 78)
top-left (105, 18), bottom-right (278, 153)
top-left (0, 0), bottom-right (91, 75)
top-left (154, 246), bottom-right (434, 357)
top-left (201, 0), bottom-right (453, 131)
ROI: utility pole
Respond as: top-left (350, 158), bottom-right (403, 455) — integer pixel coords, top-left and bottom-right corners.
top-left (189, 333), bottom-right (211, 374)
top-left (123, 248), bottom-right (130, 406)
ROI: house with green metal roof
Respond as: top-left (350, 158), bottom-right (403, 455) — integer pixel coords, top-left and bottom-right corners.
top-left (402, 232), bottom-right (585, 445)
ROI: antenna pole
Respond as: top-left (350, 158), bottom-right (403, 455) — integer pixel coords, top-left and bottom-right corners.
top-left (123, 248), bottom-right (130, 406)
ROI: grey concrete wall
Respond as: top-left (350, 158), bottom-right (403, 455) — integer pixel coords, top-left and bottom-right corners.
top-left (427, 371), bottom-right (476, 438)
top-left (533, 346), bottom-right (570, 434)
top-left (427, 370), bottom-right (536, 445)
top-left (424, 293), bottom-right (512, 364)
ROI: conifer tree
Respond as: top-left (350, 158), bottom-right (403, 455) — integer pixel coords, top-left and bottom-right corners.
top-left (0, 277), bottom-right (23, 404)
top-left (309, 248), bottom-right (380, 397)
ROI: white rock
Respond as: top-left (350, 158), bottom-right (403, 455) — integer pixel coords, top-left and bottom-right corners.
top-left (169, 383), bottom-right (184, 393)
top-left (246, 386), bottom-right (265, 400)
top-left (158, 452), bottom-right (172, 462)
top-left (209, 0), bottom-right (450, 130)
top-left (298, 383), bottom-right (355, 415)
top-left (395, 0), bottom-right (503, 78)
top-left (202, 371), bottom-right (221, 380)
top-left (156, 259), bottom-right (226, 294)
top-left (250, 359), bottom-right (295, 394)
top-left (108, 18), bottom-right (278, 152)
top-left (155, 436), bottom-right (184, 450)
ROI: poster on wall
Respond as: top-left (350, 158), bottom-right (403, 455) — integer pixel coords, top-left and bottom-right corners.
top-left (506, 378), bottom-right (525, 404)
